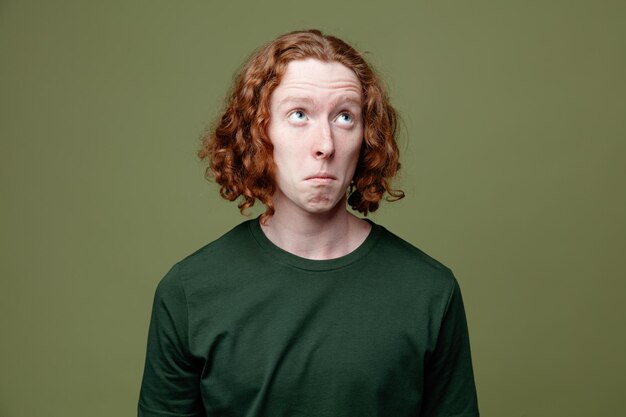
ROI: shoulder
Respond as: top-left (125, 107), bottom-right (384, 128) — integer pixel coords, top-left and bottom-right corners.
top-left (181, 219), bottom-right (254, 264)
top-left (376, 225), bottom-right (450, 271)
top-left (374, 223), bottom-right (451, 273)
top-left (370, 223), bottom-right (458, 293)
top-left (155, 219), bottom-right (260, 290)
top-left (184, 220), bottom-right (257, 267)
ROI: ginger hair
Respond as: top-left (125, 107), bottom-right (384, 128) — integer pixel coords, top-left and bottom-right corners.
top-left (198, 29), bottom-right (404, 222)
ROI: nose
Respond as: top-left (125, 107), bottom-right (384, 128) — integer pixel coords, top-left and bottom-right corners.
top-left (313, 121), bottom-right (335, 159)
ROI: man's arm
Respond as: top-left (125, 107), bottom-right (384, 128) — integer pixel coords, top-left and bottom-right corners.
top-left (138, 264), bottom-right (205, 417)
top-left (421, 277), bottom-right (479, 417)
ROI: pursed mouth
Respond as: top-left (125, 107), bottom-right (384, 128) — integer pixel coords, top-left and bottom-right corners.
top-left (305, 173), bottom-right (337, 180)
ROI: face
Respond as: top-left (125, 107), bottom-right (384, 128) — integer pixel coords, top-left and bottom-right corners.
top-left (267, 58), bottom-right (363, 216)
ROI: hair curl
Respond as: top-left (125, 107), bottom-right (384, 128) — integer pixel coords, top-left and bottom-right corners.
top-left (198, 29), bottom-right (404, 222)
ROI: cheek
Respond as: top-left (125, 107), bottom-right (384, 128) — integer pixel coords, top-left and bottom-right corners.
top-left (344, 134), bottom-right (364, 159)
top-left (272, 144), bottom-right (301, 177)
top-left (273, 143), bottom-right (300, 163)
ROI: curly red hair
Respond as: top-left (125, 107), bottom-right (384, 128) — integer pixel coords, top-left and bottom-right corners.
top-left (198, 29), bottom-right (404, 222)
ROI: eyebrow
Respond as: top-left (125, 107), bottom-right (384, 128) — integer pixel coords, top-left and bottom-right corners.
top-left (277, 96), bottom-right (315, 106)
top-left (277, 95), bottom-right (362, 107)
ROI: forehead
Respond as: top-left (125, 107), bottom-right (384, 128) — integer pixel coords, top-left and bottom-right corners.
top-left (271, 58), bottom-right (362, 104)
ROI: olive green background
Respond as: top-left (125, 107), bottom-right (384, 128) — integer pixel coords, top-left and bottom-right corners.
top-left (1, 1), bottom-right (624, 416)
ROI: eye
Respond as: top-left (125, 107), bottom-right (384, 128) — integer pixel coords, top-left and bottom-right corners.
top-left (336, 112), bottom-right (354, 125)
top-left (288, 110), bottom-right (307, 122)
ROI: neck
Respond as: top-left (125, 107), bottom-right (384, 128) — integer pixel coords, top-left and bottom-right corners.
top-left (260, 200), bottom-right (371, 260)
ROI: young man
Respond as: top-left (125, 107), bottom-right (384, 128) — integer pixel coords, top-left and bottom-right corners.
top-left (139, 30), bottom-right (479, 417)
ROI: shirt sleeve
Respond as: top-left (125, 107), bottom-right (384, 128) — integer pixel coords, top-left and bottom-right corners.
top-left (421, 276), bottom-right (480, 417)
top-left (138, 264), bottom-right (205, 417)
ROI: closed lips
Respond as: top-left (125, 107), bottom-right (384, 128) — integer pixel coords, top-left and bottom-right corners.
top-left (306, 173), bottom-right (336, 180)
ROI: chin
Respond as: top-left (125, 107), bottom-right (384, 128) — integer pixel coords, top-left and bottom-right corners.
top-left (302, 198), bottom-right (345, 214)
